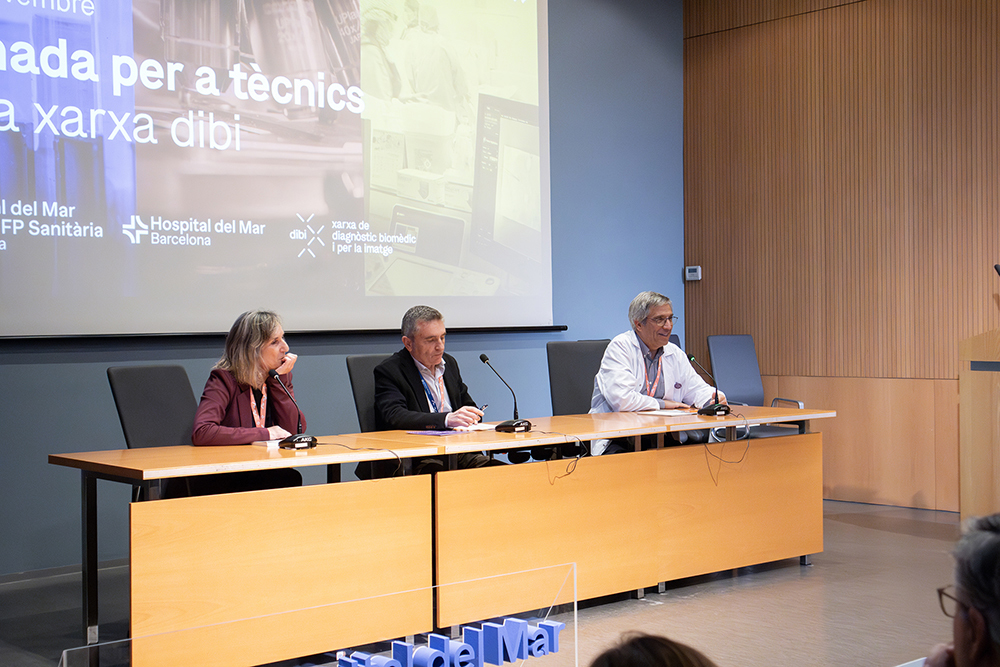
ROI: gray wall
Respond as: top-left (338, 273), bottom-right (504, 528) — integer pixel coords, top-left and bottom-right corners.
top-left (0, 0), bottom-right (684, 577)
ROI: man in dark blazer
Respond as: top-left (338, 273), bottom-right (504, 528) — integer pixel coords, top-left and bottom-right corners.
top-left (359, 305), bottom-right (490, 478)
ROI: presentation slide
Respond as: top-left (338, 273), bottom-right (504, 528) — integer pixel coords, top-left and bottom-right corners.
top-left (0, 0), bottom-right (551, 336)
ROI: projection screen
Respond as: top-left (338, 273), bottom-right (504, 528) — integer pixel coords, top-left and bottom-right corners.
top-left (0, 0), bottom-right (551, 336)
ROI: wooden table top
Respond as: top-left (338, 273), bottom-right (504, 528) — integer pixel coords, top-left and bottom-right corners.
top-left (599, 404), bottom-right (837, 432)
top-left (48, 437), bottom-right (442, 480)
top-left (436, 406), bottom-right (835, 454)
top-left (49, 406), bottom-right (836, 479)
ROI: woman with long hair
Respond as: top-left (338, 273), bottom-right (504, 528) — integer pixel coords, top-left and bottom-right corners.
top-left (190, 310), bottom-right (304, 492)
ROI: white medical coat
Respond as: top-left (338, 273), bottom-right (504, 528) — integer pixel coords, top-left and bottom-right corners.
top-left (588, 330), bottom-right (715, 455)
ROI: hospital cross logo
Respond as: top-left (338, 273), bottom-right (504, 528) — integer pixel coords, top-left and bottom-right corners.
top-left (122, 215), bottom-right (149, 244)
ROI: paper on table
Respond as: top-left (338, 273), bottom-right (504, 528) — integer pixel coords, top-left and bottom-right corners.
top-left (454, 423), bottom-right (497, 432)
top-left (252, 440), bottom-right (280, 448)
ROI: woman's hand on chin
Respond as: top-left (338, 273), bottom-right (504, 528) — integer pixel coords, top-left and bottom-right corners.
top-left (273, 352), bottom-right (297, 376)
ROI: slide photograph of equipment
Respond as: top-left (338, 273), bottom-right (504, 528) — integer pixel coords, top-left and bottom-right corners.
top-left (0, 0), bottom-right (551, 336)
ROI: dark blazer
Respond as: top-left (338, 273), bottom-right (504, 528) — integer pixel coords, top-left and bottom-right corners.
top-left (374, 348), bottom-right (475, 431)
top-left (192, 368), bottom-right (305, 445)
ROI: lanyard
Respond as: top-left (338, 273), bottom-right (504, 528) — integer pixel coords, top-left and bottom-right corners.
top-left (643, 356), bottom-right (662, 398)
top-left (250, 384), bottom-right (268, 428)
top-left (420, 374), bottom-right (447, 413)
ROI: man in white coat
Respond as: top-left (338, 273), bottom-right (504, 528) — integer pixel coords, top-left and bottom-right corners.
top-left (589, 291), bottom-right (726, 455)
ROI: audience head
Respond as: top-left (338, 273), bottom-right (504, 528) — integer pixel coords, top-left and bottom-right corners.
top-left (628, 291), bottom-right (676, 352)
top-left (948, 513), bottom-right (1000, 665)
top-left (216, 310), bottom-right (286, 388)
top-left (401, 305), bottom-right (447, 369)
top-left (590, 633), bottom-right (717, 667)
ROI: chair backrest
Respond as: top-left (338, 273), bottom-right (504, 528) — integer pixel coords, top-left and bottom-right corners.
top-left (107, 365), bottom-right (198, 448)
top-left (706, 334), bottom-right (765, 406)
top-left (546, 340), bottom-right (611, 415)
top-left (668, 333), bottom-right (682, 350)
top-left (346, 354), bottom-right (391, 432)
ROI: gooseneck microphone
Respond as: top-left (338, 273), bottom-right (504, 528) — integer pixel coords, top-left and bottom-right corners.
top-left (480, 354), bottom-right (518, 419)
top-left (687, 354), bottom-right (730, 416)
top-left (480, 354), bottom-right (531, 432)
top-left (268, 368), bottom-right (303, 435)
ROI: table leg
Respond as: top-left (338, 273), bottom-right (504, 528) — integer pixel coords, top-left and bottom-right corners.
top-left (146, 479), bottom-right (162, 501)
top-left (327, 463), bottom-right (341, 484)
top-left (82, 472), bottom-right (98, 645)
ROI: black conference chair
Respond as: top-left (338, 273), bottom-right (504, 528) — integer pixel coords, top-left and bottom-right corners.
top-left (346, 354), bottom-right (391, 433)
top-left (546, 339), bottom-right (611, 456)
top-left (107, 365), bottom-right (197, 499)
top-left (546, 339), bottom-right (611, 416)
top-left (108, 364), bottom-right (302, 497)
top-left (346, 354), bottom-right (391, 479)
top-left (706, 334), bottom-right (804, 438)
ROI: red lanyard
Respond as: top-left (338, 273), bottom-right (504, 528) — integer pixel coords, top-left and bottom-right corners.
top-left (643, 357), bottom-right (662, 397)
top-left (250, 384), bottom-right (268, 428)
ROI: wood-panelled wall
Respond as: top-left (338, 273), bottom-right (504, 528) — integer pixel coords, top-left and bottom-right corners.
top-left (684, 0), bottom-right (1000, 511)
top-left (684, 0), bottom-right (859, 38)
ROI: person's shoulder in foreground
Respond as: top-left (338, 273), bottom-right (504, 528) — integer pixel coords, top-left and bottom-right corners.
top-left (925, 512), bottom-right (1000, 667)
top-left (590, 633), bottom-right (718, 667)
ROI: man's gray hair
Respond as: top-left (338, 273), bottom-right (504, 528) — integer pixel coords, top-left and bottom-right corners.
top-left (954, 513), bottom-right (1000, 645)
top-left (628, 291), bottom-right (672, 328)
top-left (402, 305), bottom-right (444, 338)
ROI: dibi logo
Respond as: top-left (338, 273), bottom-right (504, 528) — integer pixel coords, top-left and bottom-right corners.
top-left (294, 213), bottom-right (325, 258)
top-left (122, 215), bottom-right (149, 244)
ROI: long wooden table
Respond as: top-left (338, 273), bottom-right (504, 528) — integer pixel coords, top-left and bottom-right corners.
top-left (435, 431), bottom-right (824, 626)
top-left (50, 406), bottom-right (834, 664)
top-left (49, 437), bottom-right (443, 648)
top-left (435, 406), bottom-right (830, 456)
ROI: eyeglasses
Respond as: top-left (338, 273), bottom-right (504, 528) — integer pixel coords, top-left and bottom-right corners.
top-left (645, 315), bottom-right (679, 327)
top-left (938, 585), bottom-right (966, 618)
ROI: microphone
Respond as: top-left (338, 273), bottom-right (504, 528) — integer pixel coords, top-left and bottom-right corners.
top-left (687, 354), bottom-right (730, 416)
top-left (480, 353), bottom-right (518, 419)
top-left (268, 368), bottom-right (304, 436)
top-left (480, 354), bottom-right (530, 432)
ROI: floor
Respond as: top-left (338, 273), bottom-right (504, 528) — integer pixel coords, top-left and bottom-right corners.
top-left (0, 500), bottom-right (960, 667)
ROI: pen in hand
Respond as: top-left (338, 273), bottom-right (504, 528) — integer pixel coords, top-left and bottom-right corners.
top-left (478, 404), bottom-right (488, 422)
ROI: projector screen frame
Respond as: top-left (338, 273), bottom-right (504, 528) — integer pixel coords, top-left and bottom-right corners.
top-left (0, 0), bottom-right (553, 338)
